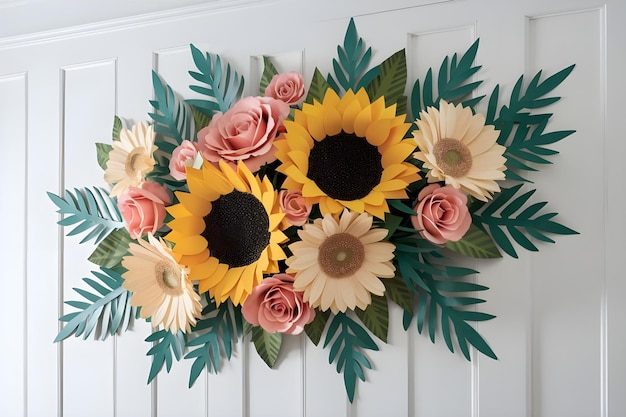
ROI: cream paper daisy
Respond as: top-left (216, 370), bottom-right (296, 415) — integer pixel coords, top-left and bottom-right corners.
top-left (104, 121), bottom-right (157, 197)
top-left (286, 209), bottom-right (395, 313)
top-left (413, 99), bottom-right (506, 201)
top-left (122, 233), bottom-right (202, 333)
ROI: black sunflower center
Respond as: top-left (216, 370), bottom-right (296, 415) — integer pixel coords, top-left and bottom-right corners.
top-left (201, 190), bottom-right (270, 268)
top-left (307, 132), bottom-right (383, 201)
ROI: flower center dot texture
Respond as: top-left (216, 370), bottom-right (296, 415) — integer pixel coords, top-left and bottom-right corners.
top-left (433, 138), bottom-right (472, 178)
top-left (307, 132), bottom-right (383, 201)
top-left (202, 190), bottom-right (270, 268)
top-left (318, 232), bottom-right (365, 278)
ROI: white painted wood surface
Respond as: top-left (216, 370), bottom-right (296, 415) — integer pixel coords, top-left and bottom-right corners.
top-left (1, 0), bottom-right (624, 416)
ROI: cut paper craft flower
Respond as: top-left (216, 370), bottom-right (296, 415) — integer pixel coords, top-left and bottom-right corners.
top-left (413, 99), bottom-right (506, 201)
top-left (165, 160), bottom-right (287, 306)
top-left (104, 121), bottom-right (157, 197)
top-left (50, 18), bottom-right (579, 403)
top-left (275, 88), bottom-right (420, 219)
top-left (122, 233), bottom-right (202, 333)
top-left (287, 209), bottom-right (395, 313)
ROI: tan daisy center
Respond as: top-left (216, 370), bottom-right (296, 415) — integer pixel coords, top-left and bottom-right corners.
top-left (433, 138), bottom-right (472, 178)
top-left (155, 260), bottom-right (183, 295)
top-left (318, 232), bottom-right (365, 278)
top-left (125, 148), bottom-right (154, 177)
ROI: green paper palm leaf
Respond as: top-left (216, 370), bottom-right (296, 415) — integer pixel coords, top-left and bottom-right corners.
top-left (186, 44), bottom-right (245, 116)
top-left (55, 268), bottom-right (135, 342)
top-left (411, 39), bottom-right (483, 120)
top-left (403, 273), bottom-right (496, 360)
top-left (486, 65), bottom-right (575, 181)
top-left (146, 329), bottom-right (186, 384)
top-left (327, 18), bottom-right (379, 94)
top-left (251, 327), bottom-right (282, 368)
top-left (48, 187), bottom-right (124, 245)
top-left (473, 184), bottom-right (579, 258)
top-left (184, 300), bottom-right (243, 387)
top-left (149, 71), bottom-right (195, 153)
top-left (323, 313), bottom-right (379, 403)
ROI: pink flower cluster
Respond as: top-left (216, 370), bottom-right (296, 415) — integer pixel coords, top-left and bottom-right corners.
top-left (411, 184), bottom-right (471, 244)
top-left (242, 274), bottom-right (315, 334)
top-left (118, 181), bottom-right (172, 239)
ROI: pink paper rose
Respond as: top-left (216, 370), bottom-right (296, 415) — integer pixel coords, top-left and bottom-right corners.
top-left (279, 189), bottom-right (312, 226)
top-left (411, 184), bottom-right (471, 244)
top-left (197, 96), bottom-right (289, 172)
top-left (118, 181), bottom-right (172, 239)
top-left (242, 274), bottom-right (315, 335)
top-left (169, 140), bottom-right (202, 180)
top-left (265, 72), bottom-right (305, 105)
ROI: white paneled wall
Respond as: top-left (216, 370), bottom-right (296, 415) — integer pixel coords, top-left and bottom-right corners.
top-left (1, 0), bottom-right (625, 416)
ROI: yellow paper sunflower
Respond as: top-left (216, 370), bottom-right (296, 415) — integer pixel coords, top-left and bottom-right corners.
top-left (275, 88), bottom-right (421, 219)
top-left (165, 160), bottom-right (287, 306)
top-left (104, 121), bottom-right (156, 197)
top-left (122, 233), bottom-right (202, 333)
top-left (412, 99), bottom-right (506, 201)
top-left (286, 209), bottom-right (395, 314)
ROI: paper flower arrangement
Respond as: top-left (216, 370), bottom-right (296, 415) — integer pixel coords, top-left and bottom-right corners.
top-left (50, 18), bottom-right (578, 401)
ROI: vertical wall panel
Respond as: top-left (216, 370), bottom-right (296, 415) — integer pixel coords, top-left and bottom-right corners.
top-left (407, 26), bottom-right (477, 417)
top-left (151, 48), bottom-right (209, 417)
top-left (527, 9), bottom-right (604, 417)
top-left (0, 72), bottom-right (27, 417)
top-left (61, 59), bottom-right (117, 417)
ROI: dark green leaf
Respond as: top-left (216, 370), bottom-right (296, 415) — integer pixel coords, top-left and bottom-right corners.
top-left (251, 327), bottom-right (282, 368)
top-left (95, 143), bottom-right (113, 171)
top-left (305, 68), bottom-right (331, 105)
top-left (304, 308), bottom-right (330, 346)
top-left (366, 49), bottom-right (407, 115)
top-left (355, 294), bottom-right (389, 343)
top-left (445, 223), bottom-right (502, 258)
top-left (259, 56), bottom-right (279, 96)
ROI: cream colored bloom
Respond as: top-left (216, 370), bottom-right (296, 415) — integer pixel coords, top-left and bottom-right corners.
top-left (413, 100), bottom-right (506, 201)
top-left (122, 233), bottom-right (202, 333)
top-left (286, 209), bottom-right (395, 314)
top-left (104, 122), bottom-right (156, 197)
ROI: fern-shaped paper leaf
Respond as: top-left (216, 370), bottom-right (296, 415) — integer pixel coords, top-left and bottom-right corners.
top-left (184, 300), bottom-right (242, 387)
top-left (146, 329), bottom-right (186, 383)
top-left (186, 44), bottom-right (245, 116)
top-left (323, 313), bottom-right (379, 402)
top-left (328, 18), bottom-right (375, 93)
top-left (411, 39), bottom-right (482, 119)
top-left (474, 184), bottom-right (579, 258)
top-left (55, 268), bottom-right (135, 342)
top-left (48, 187), bottom-right (124, 245)
top-left (410, 274), bottom-right (496, 360)
top-left (149, 71), bottom-right (195, 151)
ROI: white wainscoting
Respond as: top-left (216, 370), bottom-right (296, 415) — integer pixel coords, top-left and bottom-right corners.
top-left (1, 0), bottom-right (624, 416)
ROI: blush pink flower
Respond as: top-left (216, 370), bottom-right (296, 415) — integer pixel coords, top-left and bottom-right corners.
top-left (241, 273), bottom-right (315, 334)
top-left (411, 183), bottom-right (471, 244)
top-left (197, 96), bottom-right (289, 172)
top-left (265, 72), bottom-right (305, 105)
top-left (169, 140), bottom-right (202, 181)
top-left (118, 181), bottom-right (172, 239)
top-left (279, 189), bottom-right (312, 226)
